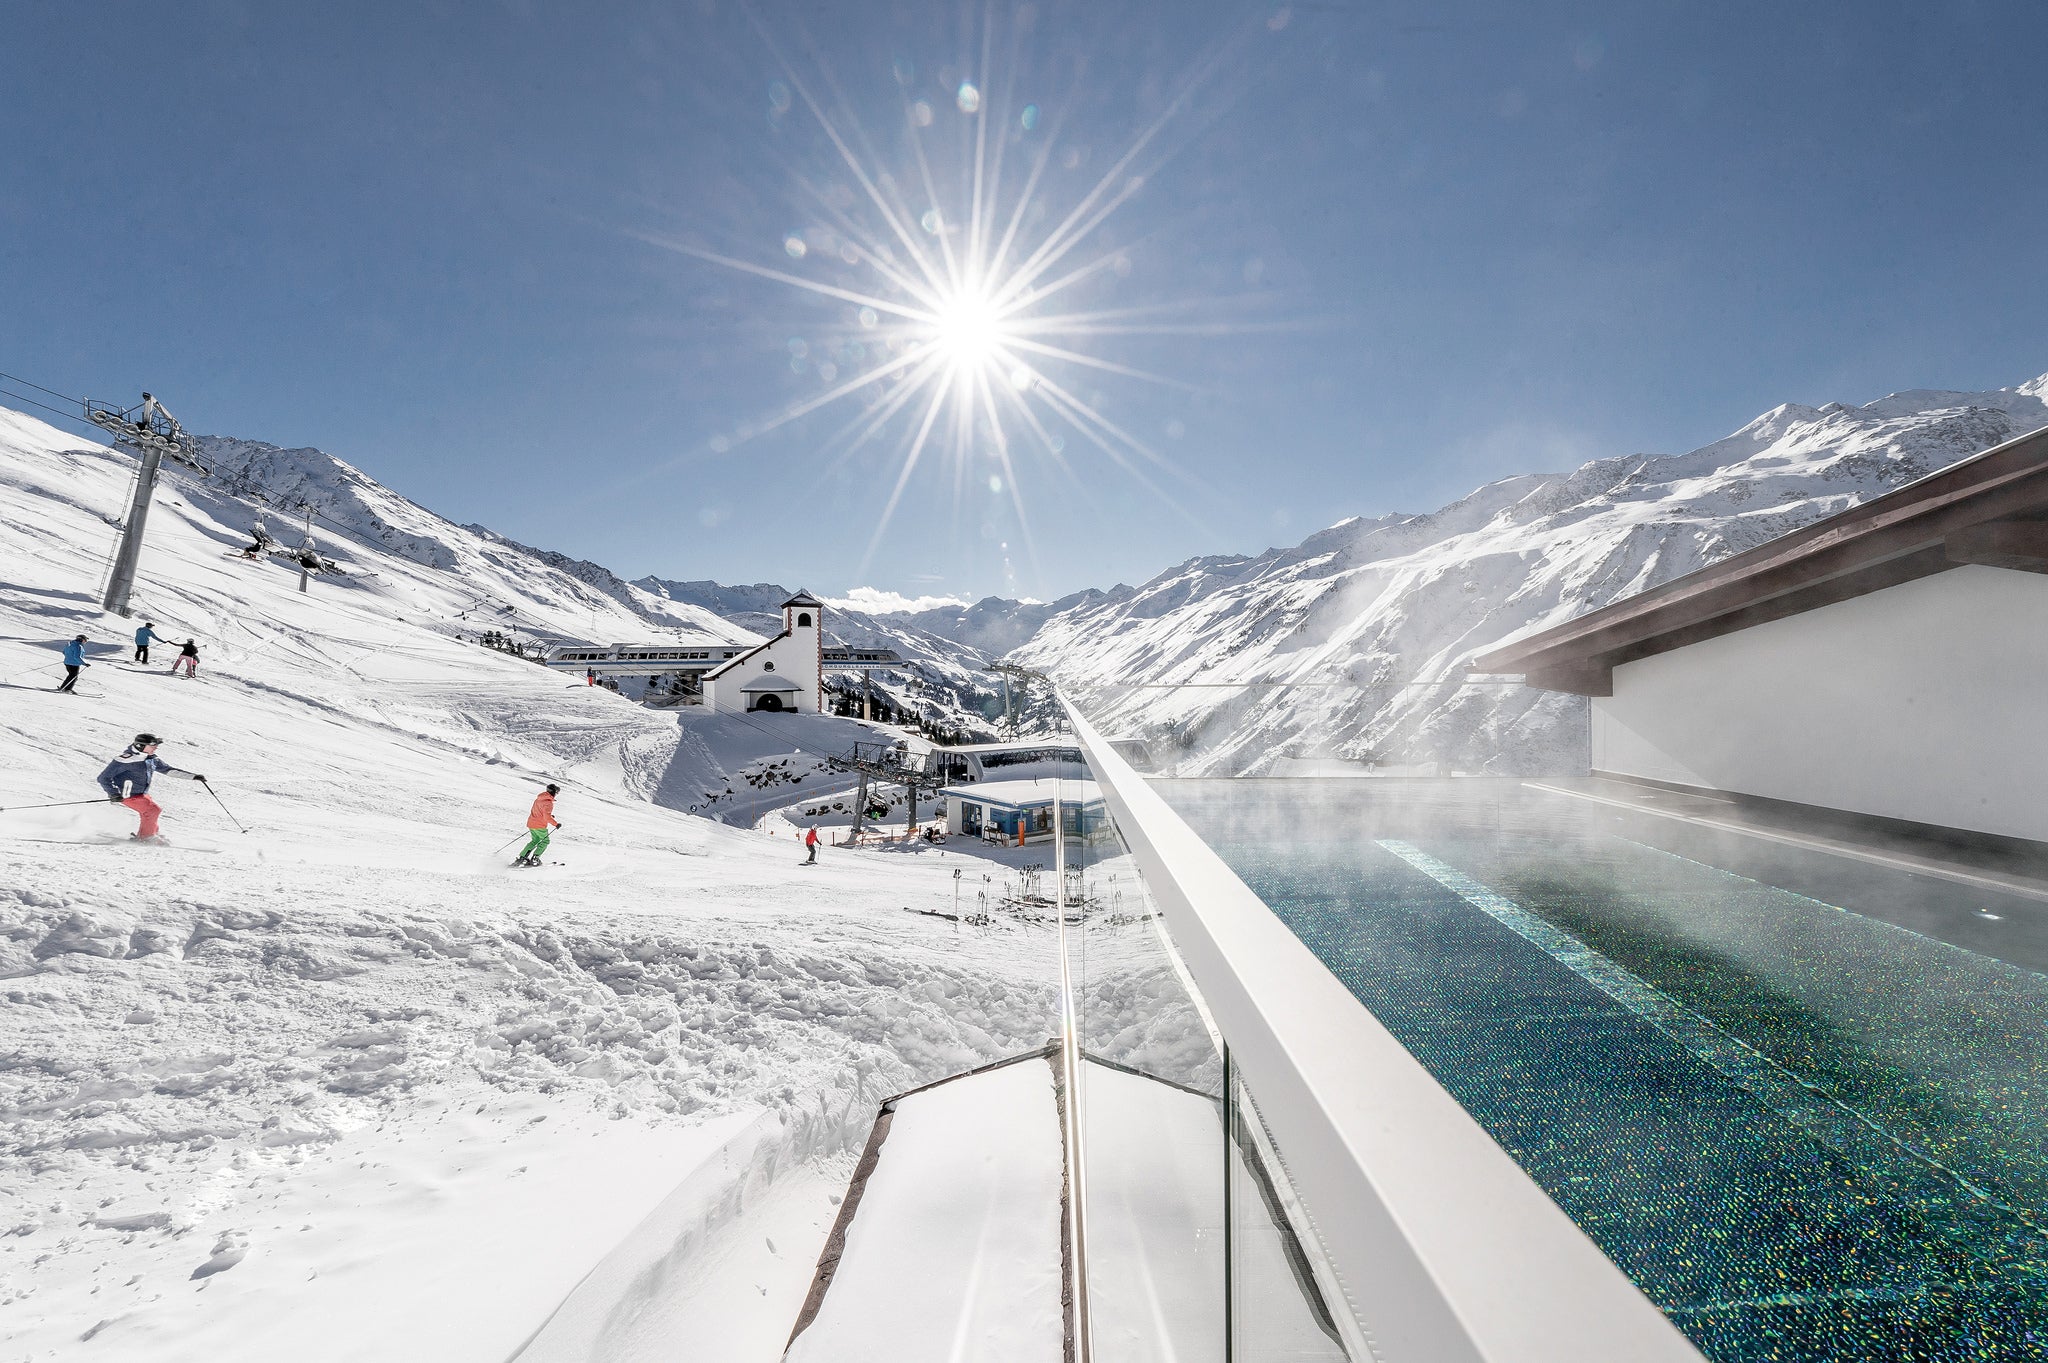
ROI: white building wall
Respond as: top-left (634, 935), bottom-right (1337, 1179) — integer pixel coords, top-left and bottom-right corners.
top-left (703, 610), bottom-right (821, 714)
top-left (1591, 565), bottom-right (2048, 841)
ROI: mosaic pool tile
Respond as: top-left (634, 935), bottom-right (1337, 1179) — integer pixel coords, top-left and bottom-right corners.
top-left (1159, 783), bottom-right (2048, 1362)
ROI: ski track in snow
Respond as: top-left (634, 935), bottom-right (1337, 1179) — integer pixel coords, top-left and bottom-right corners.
top-left (0, 407), bottom-right (1071, 1361)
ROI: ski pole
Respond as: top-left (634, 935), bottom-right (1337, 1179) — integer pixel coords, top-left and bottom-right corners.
top-left (201, 781), bottom-right (249, 834)
top-left (0, 799), bottom-right (116, 813)
top-left (493, 831), bottom-right (526, 855)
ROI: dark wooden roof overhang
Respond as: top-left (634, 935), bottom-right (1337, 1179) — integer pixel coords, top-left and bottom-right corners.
top-left (1472, 421), bottom-right (2048, 696)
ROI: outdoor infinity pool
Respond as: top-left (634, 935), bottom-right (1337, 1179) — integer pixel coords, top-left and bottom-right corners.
top-left (1156, 779), bottom-right (2048, 1363)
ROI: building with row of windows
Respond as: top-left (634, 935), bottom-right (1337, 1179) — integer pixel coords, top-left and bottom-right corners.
top-left (541, 590), bottom-right (904, 714)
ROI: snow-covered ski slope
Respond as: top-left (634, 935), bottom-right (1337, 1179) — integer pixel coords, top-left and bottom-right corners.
top-left (193, 432), bottom-right (756, 650)
top-left (1014, 375), bottom-right (2048, 773)
top-left (0, 407), bottom-right (1060, 1361)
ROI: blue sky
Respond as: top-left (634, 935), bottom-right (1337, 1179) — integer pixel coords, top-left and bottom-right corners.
top-left (6, 1), bottom-right (2046, 606)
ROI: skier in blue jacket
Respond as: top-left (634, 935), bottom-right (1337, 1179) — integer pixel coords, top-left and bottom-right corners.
top-left (133, 622), bottom-right (158, 664)
top-left (57, 635), bottom-right (88, 693)
top-left (96, 733), bottom-right (206, 842)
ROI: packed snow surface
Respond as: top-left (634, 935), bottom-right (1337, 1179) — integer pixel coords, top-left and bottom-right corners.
top-left (783, 1057), bottom-right (1065, 1363)
top-left (0, 407), bottom-right (1065, 1360)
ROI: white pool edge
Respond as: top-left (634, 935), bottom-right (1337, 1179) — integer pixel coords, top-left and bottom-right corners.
top-left (1064, 701), bottom-right (1705, 1363)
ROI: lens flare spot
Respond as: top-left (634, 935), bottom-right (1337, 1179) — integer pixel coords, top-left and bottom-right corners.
top-left (956, 82), bottom-right (982, 114)
top-left (858, 307), bottom-right (878, 329)
top-left (1020, 103), bottom-right (1040, 131)
top-left (920, 208), bottom-right (943, 235)
top-left (783, 234), bottom-right (807, 259)
top-left (911, 100), bottom-right (934, 127)
top-left (988, 474), bottom-right (1003, 494)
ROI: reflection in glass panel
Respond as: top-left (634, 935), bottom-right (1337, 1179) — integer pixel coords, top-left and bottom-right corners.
top-left (1066, 714), bottom-right (1354, 1361)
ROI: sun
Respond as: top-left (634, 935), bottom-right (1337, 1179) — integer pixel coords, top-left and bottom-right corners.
top-left (929, 286), bottom-right (1007, 373)
top-left (642, 11), bottom-right (1245, 578)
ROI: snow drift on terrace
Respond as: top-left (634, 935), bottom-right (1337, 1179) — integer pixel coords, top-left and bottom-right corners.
top-left (1012, 374), bottom-right (2048, 775)
top-left (0, 405), bottom-right (1071, 1361)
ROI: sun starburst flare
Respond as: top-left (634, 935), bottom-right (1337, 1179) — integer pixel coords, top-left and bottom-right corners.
top-left (638, 9), bottom-right (1266, 583)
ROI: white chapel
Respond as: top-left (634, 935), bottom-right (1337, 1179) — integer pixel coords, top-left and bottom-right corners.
top-left (702, 590), bottom-right (825, 714)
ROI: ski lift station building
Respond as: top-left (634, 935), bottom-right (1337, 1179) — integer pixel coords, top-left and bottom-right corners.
top-left (540, 589), bottom-right (904, 713)
top-left (938, 776), bottom-right (1107, 845)
top-left (1477, 419), bottom-right (2048, 844)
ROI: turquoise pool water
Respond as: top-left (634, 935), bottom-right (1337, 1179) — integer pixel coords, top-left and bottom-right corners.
top-left (1157, 780), bottom-right (2048, 1362)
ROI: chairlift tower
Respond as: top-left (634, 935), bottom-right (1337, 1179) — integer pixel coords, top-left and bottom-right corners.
top-left (828, 739), bottom-right (932, 840)
top-left (87, 392), bottom-right (206, 617)
top-left (986, 662), bottom-right (1054, 737)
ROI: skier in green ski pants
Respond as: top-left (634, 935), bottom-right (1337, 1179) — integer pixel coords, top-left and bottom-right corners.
top-left (516, 784), bottom-right (561, 867)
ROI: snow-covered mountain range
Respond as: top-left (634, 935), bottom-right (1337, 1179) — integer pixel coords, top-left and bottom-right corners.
top-left (192, 436), bottom-right (1015, 736)
top-left (1013, 375), bottom-right (2048, 774)
top-left (30, 373), bottom-right (2048, 773)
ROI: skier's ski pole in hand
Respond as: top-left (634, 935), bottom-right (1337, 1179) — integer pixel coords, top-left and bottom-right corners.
top-left (200, 778), bottom-right (247, 834)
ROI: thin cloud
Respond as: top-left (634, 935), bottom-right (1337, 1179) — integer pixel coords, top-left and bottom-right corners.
top-left (827, 586), bottom-right (974, 615)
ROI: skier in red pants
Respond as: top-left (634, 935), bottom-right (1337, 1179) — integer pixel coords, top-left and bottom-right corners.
top-left (95, 734), bottom-right (207, 842)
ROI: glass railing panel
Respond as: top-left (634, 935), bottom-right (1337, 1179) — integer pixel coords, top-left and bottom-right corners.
top-left (1061, 705), bottom-right (1357, 1362)
top-left (1070, 736), bottom-right (1226, 1361)
top-left (1226, 1072), bottom-right (1352, 1362)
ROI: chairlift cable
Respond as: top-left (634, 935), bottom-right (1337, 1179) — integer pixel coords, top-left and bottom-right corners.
top-left (0, 370), bottom-right (87, 405)
top-left (0, 387), bottom-right (92, 428)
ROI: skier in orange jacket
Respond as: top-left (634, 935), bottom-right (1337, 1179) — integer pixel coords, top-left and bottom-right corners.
top-left (515, 784), bottom-right (561, 867)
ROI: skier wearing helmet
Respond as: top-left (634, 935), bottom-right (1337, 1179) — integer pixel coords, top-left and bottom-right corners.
top-left (96, 734), bottom-right (207, 843)
top-left (56, 635), bottom-right (89, 693)
top-left (515, 784), bottom-right (562, 867)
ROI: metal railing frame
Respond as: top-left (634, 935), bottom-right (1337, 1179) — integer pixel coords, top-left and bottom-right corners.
top-left (1063, 700), bottom-right (1704, 1363)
